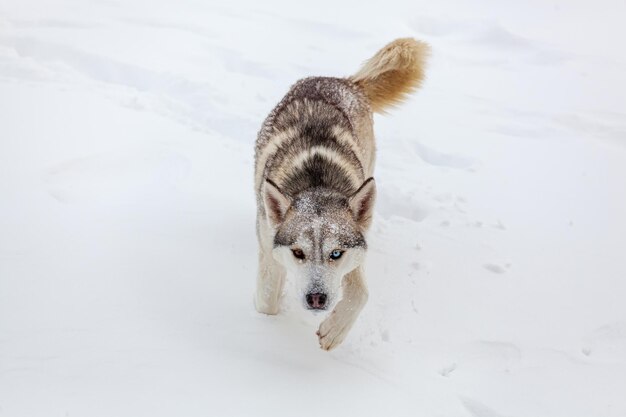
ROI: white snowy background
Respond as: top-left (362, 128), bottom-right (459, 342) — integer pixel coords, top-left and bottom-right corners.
top-left (1, 0), bottom-right (626, 416)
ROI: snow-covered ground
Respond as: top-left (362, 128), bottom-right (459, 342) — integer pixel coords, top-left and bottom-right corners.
top-left (1, 0), bottom-right (626, 415)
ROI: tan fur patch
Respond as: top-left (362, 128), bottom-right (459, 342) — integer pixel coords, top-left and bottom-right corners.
top-left (350, 38), bottom-right (430, 114)
top-left (255, 126), bottom-right (299, 191)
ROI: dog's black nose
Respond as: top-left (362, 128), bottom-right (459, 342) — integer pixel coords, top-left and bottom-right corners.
top-left (306, 293), bottom-right (327, 310)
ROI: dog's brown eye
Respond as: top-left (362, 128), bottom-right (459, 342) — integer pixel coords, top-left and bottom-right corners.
top-left (291, 249), bottom-right (305, 260)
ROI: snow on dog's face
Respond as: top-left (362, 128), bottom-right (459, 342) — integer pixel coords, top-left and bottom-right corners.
top-left (263, 180), bottom-right (375, 311)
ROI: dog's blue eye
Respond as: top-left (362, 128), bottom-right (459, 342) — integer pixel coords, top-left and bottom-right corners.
top-left (330, 250), bottom-right (343, 260)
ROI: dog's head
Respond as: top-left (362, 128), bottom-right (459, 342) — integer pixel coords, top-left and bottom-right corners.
top-left (263, 178), bottom-right (375, 311)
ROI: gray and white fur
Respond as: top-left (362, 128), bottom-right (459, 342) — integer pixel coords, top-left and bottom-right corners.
top-left (254, 38), bottom-right (430, 350)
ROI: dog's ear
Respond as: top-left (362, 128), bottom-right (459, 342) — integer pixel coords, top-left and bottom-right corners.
top-left (263, 179), bottom-right (291, 226)
top-left (349, 177), bottom-right (376, 229)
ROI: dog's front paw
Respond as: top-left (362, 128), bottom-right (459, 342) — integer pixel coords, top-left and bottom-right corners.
top-left (254, 293), bottom-right (279, 315)
top-left (317, 314), bottom-right (351, 351)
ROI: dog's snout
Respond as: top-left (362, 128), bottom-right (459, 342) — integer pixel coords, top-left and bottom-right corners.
top-left (306, 293), bottom-right (327, 310)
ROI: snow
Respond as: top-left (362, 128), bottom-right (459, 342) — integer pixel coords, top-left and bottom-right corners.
top-left (1, 0), bottom-right (626, 416)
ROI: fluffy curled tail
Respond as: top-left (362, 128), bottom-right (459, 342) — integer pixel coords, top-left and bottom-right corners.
top-left (350, 38), bottom-right (430, 113)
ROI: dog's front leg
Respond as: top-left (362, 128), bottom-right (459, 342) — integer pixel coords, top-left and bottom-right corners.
top-left (317, 267), bottom-right (368, 350)
top-left (255, 245), bottom-right (286, 315)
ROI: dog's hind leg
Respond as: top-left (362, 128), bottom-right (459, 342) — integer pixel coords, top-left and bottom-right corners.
top-left (317, 267), bottom-right (368, 350)
top-left (255, 233), bottom-right (286, 315)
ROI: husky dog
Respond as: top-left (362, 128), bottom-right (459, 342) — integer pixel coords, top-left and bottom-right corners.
top-left (254, 38), bottom-right (429, 350)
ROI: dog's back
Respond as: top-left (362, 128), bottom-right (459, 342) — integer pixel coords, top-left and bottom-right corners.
top-left (255, 38), bottom-right (429, 203)
top-left (255, 77), bottom-right (372, 199)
